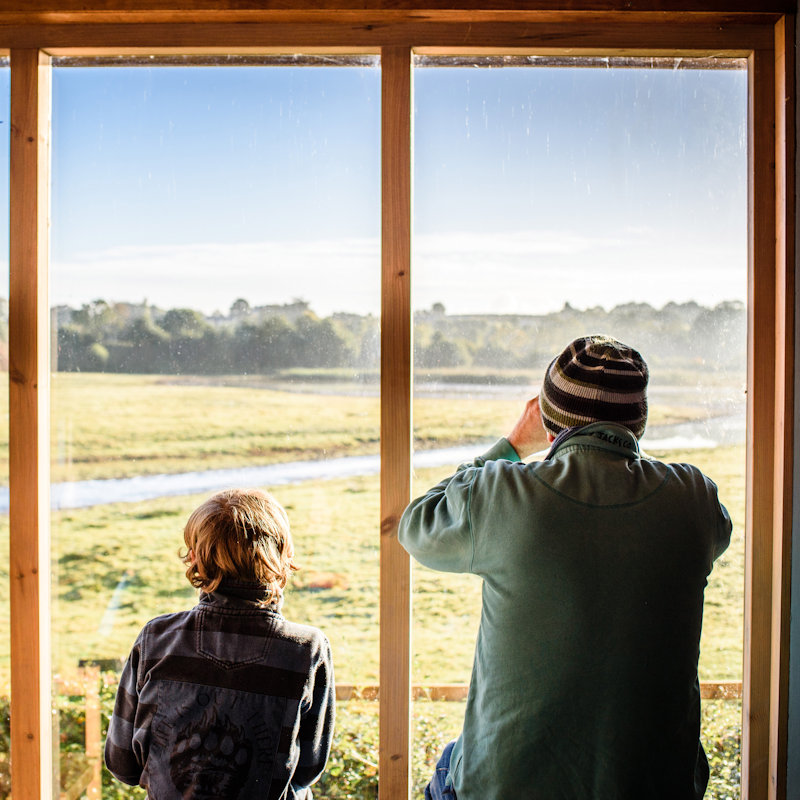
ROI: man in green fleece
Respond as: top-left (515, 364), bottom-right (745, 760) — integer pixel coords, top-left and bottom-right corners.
top-left (399, 335), bottom-right (732, 800)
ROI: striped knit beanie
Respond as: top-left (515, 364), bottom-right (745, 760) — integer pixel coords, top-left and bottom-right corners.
top-left (539, 335), bottom-right (649, 439)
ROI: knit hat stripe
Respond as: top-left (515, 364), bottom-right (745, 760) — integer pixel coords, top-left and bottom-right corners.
top-left (564, 362), bottom-right (646, 379)
top-left (542, 380), bottom-right (647, 424)
top-left (540, 335), bottom-right (649, 439)
top-left (556, 353), bottom-right (642, 391)
top-left (539, 396), bottom-right (647, 434)
top-left (549, 364), bottom-right (647, 403)
top-left (567, 350), bottom-right (645, 373)
top-left (539, 394), bottom-right (597, 429)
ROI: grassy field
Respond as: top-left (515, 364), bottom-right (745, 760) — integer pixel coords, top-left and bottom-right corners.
top-left (0, 372), bottom-right (746, 797)
top-left (0, 444), bottom-right (741, 685)
top-left (0, 372), bottom-right (706, 484)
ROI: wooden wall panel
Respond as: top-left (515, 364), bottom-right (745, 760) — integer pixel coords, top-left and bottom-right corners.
top-left (9, 48), bottom-right (52, 800)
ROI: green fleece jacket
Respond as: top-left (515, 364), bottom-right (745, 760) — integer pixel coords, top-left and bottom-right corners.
top-left (399, 422), bottom-right (732, 800)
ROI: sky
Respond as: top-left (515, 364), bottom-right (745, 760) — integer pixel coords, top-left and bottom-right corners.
top-left (0, 59), bottom-right (749, 317)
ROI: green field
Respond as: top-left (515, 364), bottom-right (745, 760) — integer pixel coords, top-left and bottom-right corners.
top-left (13, 444), bottom-right (741, 684)
top-left (0, 372), bottom-right (707, 484)
top-left (0, 372), bottom-right (746, 797)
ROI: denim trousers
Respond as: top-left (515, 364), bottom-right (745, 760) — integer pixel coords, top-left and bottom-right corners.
top-left (424, 740), bottom-right (458, 800)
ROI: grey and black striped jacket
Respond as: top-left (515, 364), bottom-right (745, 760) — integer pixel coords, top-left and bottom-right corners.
top-left (104, 583), bottom-right (335, 800)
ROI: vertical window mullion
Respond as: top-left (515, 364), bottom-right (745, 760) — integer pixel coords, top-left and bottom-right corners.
top-left (769, 15), bottom-right (796, 800)
top-left (744, 46), bottom-right (778, 800)
top-left (379, 45), bottom-right (413, 800)
top-left (9, 48), bottom-right (52, 800)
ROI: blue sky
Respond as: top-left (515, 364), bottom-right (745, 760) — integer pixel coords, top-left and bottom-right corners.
top-left (0, 60), bottom-right (749, 316)
top-left (413, 64), bottom-right (747, 314)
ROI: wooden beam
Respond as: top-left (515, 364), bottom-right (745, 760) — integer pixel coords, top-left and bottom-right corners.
top-left (768, 13), bottom-right (795, 800)
top-left (0, 0), bottom-right (791, 26)
top-left (9, 47), bottom-right (52, 800)
top-left (379, 44), bottom-right (412, 800)
top-left (0, 20), bottom-right (773, 53)
top-left (0, 13), bottom-right (788, 28)
top-left (743, 46), bottom-right (778, 800)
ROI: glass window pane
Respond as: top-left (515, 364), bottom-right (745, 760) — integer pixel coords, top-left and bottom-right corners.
top-left (50, 58), bottom-right (380, 799)
top-left (411, 57), bottom-right (746, 798)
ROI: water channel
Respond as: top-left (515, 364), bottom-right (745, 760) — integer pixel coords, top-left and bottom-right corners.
top-left (0, 410), bottom-right (744, 512)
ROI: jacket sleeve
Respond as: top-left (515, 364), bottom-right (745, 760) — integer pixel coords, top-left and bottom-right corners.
top-left (398, 438), bottom-right (519, 573)
top-left (706, 474), bottom-right (733, 562)
top-left (104, 632), bottom-right (145, 786)
top-left (292, 633), bottom-right (336, 790)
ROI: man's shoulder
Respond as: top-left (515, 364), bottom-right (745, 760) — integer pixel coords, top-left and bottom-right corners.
top-left (481, 447), bottom-right (720, 510)
top-left (644, 456), bottom-right (718, 487)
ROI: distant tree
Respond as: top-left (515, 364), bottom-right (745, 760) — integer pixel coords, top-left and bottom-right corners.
top-left (473, 343), bottom-right (513, 368)
top-left (162, 309), bottom-right (215, 374)
top-left (233, 317), bottom-right (295, 372)
top-left (689, 300), bottom-right (746, 369)
top-left (160, 308), bottom-right (211, 339)
top-left (48, 296), bottom-right (746, 378)
top-left (57, 325), bottom-right (92, 372)
top-left (72, 299), bottom-right (126, 340)
top-left (358, 326), bottom-right (380, 370)
top-left (121, 314), bottom-right (170, 373)
top-left (417, 331), bottom-right (469, 368)
top-left (313, 318), bottom-right (353, 366)
top-left (199, 326), bottom-right (234, 374)
top-left (292, 313), bottom-right (325, 367)
top-left (86, 342), bottom-right (110, 371)
top-left (230, 298), bottom-right (251, 318)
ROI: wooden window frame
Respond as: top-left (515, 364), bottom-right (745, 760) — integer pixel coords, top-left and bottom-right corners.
top-left (1, 5), bottom-right (794, 800)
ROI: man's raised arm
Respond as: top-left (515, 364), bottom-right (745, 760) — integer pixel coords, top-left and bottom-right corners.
top-left (399, 395), bottom-right (547, 573)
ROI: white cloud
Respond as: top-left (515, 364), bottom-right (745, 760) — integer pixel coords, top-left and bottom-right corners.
top-left (50, 227), bottom-right (746, 317)
top-left (52, 238), bottom-right (381, 316)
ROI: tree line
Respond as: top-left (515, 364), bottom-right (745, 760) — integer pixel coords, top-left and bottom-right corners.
top-left (415, 299), bottom-right (746, 374)
top-left (53, 299), bottom-right (377, 375)
top-left (37, 296), bottom-right (746, 376)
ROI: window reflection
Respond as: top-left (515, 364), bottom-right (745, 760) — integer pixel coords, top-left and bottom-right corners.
top-left (411, 57), bottom-right (747, 798)
top-left (50, 59), bottom-right (380, 798)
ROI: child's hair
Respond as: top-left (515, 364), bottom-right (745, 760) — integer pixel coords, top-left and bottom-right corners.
top-left (181, 488), bottom-right (298, 607)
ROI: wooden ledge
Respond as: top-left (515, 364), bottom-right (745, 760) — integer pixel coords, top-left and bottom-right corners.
top-left (334, 682), bottom-right (744, 701)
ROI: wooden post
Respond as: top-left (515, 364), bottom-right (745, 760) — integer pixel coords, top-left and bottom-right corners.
top-left (768, 14), bottom-right (795, 800)
top-left (84, 666), bottom-right (102, 800)
top-left (743, 46), bottom-right (778, 800)
top-left (9, 48), bottom-right (52, 800)
top-left (380, 45), bottom-right (412, 800)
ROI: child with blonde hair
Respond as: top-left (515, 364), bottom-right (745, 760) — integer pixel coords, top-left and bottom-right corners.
top-left (105, 488), bottom-right (335, 800)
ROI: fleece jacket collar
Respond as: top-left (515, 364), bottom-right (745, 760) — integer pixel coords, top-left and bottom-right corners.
top-left (546, 421), bottom-right (641, 461)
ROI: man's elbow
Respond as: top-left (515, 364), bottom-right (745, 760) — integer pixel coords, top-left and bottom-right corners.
top-left (397, 512), bottom-right (414, 552)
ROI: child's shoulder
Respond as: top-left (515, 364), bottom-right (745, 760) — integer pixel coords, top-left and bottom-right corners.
top-left (274, 616), bottom-right (331, 652)
top-left (139, 607), bottom-right (197, 637)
